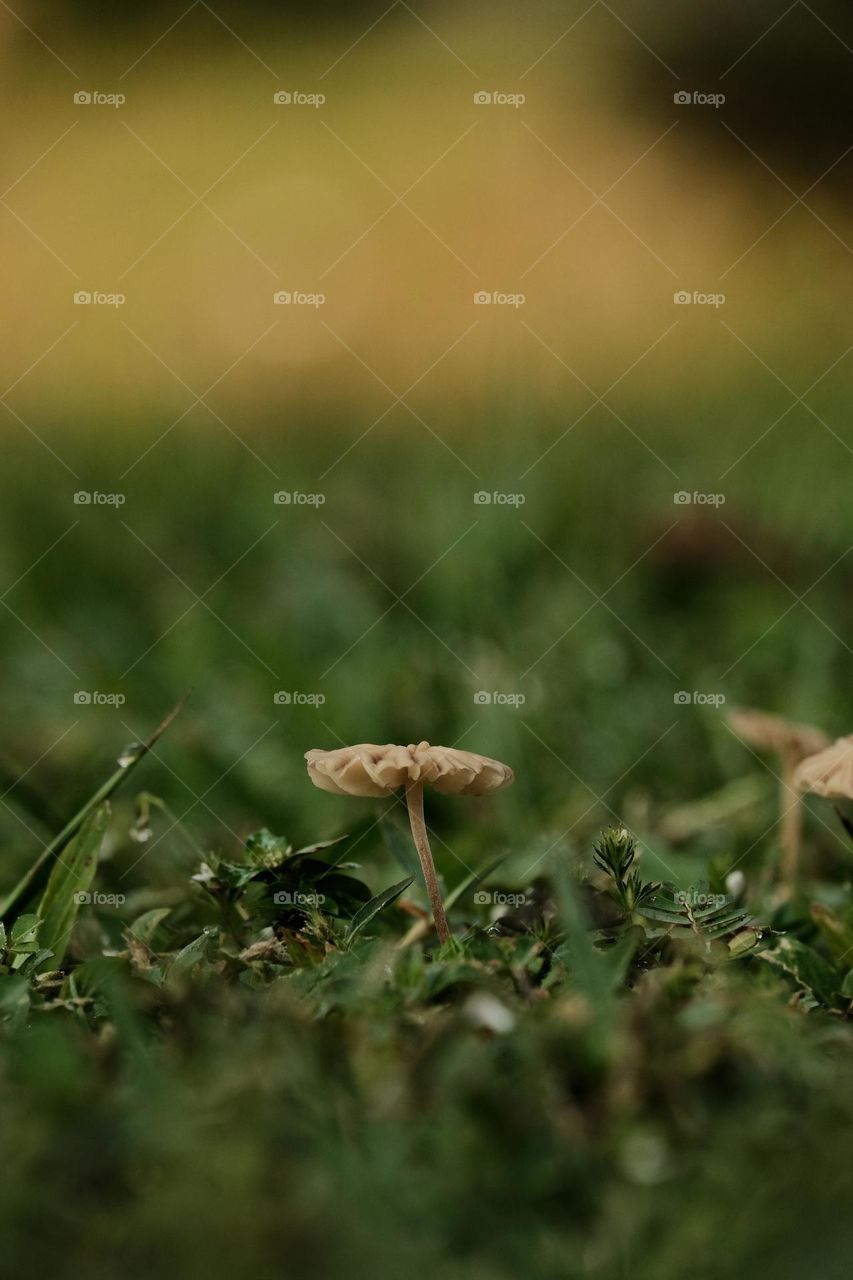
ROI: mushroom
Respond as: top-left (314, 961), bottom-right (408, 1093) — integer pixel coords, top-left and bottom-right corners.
top-left (305, 741), bottom-right (514, 943)
top-left (727, 708), bottom-right (829, 884)
top-left (793, 735), bottom-right (853, 799)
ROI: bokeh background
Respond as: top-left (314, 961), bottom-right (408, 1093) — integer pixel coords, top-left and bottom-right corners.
top-left (2, 0), bottom-right (853, 898)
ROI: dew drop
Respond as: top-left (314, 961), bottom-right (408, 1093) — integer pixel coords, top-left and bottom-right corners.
top-left (118, 742), bottom-right (143, 768)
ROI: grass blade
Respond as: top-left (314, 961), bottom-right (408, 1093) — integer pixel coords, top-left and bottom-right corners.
top-left (345, 875), bottom-right (414, 944)
top-left (552, 854), bottom-right (615, 1032)
top-left (0, 695), bottom-right (188, 922)
top-left (444, 852), bottom-right (510, 911)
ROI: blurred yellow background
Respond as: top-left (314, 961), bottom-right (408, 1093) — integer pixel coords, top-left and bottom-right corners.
top-left (3, 0), bottom-right (853, 427)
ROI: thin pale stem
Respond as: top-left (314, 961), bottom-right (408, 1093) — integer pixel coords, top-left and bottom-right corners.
top-left (405, 778), bottom-right (451, 944)
top-left (779, 749), bottom-right (802, 888)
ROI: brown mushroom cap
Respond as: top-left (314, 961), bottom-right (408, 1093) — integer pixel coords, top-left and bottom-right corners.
top-left (793, 735), bottom-right (853, 798)
top-left (305, 741), bottom-right (514, 799)
top-left (727, 708), bottom-right (829, 761)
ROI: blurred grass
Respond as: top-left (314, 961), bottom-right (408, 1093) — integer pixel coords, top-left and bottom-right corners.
top-left (1, 394), bottom-right (851, 907)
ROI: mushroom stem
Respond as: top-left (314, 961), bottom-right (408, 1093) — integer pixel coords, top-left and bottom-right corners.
top-left (779, 748), bottom-right (802, 887)
top-left (405, 778), bottom-right (451, 944)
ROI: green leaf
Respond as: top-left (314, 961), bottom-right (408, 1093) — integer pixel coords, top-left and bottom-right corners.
top-left (292, 835), bottom-right (351, 859)
top-left (169, 927), bottom-right (218, 976)
top-left (728, 928), bottom-right (761, 957)
top-left (16, 948), bottom-right (56, 977)
top-left (760, 937), bottom-right (843, 1009)
top-left (303, 872), bottom-right (371, 917)
top-left (36, 804), bottom-right (110, 965)
top-left (207, 860), bottom-right (262, 890)
top-left (345, 876), bottom-right (414, 943)
top-left (128, 907), bottom-right (172, 944)
top-left (9, 914), bottom-right (41, 953)
top-left (245, 828), bottom-right (292, 868)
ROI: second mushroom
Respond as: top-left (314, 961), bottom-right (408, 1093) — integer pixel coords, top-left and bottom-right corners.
top-left (305, 741), bottom-right (514, 943)
top-left (727, 708), bottom-right (829, 886)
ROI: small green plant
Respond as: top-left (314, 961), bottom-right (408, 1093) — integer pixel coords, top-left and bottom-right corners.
top-left (593, 826), bottom-right (660, 916)
top-left (638, 881), bottom-right (760, 953)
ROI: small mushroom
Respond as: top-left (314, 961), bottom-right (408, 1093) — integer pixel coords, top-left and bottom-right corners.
top-left (727, 708), bottom-right (829, 884)
top-left (793, 735), bottom-right (853, 799)
top-left (305, 741), bottom-right (514, 943)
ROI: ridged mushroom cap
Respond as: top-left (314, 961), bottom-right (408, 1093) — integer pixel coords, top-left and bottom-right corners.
top-left (793, 735), bottom-right (853, 798)
top-left (305, 741), bottom-right (514, 799)
top-left (727, 708), bottom-right (829, 761)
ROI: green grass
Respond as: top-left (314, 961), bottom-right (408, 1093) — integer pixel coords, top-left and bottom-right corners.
top-left (2, 399), bottom-right (853, 1279)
